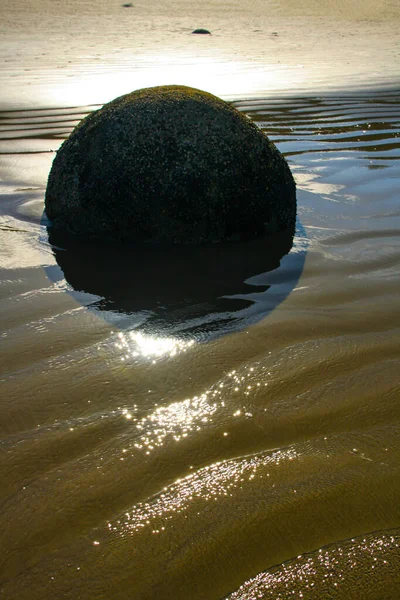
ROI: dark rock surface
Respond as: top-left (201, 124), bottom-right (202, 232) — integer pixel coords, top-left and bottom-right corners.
top-left (45, 85), bottom-right (296, 244)
top-left (192, 28), bottom-right (211, 34)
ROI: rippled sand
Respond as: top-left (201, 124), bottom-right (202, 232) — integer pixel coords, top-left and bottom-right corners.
top-left (1, 1), bottom-right (400, 599)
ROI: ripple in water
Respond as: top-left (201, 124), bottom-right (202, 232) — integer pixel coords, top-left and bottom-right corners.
top-left (1, 90), bottom-right (399, 600)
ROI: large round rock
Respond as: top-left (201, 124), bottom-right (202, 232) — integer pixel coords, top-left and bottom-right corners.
top-left (45, 85), bottom-right (296, 243)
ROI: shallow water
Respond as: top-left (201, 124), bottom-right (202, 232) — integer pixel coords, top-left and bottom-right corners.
top-left (1, 90), bottom-right (400, 599)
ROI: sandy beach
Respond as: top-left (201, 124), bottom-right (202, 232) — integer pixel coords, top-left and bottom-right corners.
top-left (1, 1), bottom-right (400, 599)
top-left (0, 0), bottom-right (400, 107)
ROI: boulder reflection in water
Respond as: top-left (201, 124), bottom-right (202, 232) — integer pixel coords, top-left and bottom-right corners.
top-left (47, 223), bottom-right (306, 338)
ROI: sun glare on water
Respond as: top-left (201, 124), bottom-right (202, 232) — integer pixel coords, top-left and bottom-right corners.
top-left (114, 330), bottom-right (195, 362)
top-left (49, 53), bottom-right (299, 105)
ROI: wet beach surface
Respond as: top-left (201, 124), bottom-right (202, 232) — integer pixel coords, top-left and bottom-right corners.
top-left (1, 1), bottom-right (400, 598)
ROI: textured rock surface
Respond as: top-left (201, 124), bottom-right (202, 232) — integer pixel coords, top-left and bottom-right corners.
top-left (45, 85), bottom-right (296, 243)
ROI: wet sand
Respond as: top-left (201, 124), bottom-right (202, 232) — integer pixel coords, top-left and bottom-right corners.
top-left (1, 1), bottom-right (400, 599)
top-left (1, 0), bottom-right (400, 107)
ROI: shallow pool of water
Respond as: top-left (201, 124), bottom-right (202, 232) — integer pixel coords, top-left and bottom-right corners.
top-left (1, 90), bottom-right (400, 599)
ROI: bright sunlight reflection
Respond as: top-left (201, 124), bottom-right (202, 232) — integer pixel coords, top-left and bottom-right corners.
top-left (108, 447), bottom-right (299, 536)
top-left (49, 53), bottom-right (299, 105)
top-left (114, 330), bottom-right (195, 362)
top-left (117, 364), bottom-right (269, 455)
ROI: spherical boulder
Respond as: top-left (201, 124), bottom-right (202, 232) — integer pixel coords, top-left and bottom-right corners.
top-left (45, 85), bottom-right (296, 244)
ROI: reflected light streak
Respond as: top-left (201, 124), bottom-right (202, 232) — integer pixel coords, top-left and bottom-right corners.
top-left (295, 171), bottom-right (344, 197)
top-left (132, 393), bottom-right (219, 453)
top-left (227, 531), bottom-right (400, 599)
top-left (119, 364), bottom-right (269, 454)
top-left (48, 54), bottom-right (299, 106)
top-left (114, 330), bottom-right (195, 362)
top-left (107, 447), bottom-right (299, 536)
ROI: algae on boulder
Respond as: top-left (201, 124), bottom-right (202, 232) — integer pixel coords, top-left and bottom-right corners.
top-left (45, 85), bottom-right (296, 244)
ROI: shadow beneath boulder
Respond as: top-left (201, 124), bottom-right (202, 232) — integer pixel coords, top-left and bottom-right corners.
top-left (47, 222), bottom-right (306, 339)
